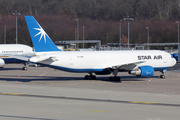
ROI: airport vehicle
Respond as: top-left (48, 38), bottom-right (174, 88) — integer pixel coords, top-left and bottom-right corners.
top-left (0, 44), bottom-right (35, 70)
top-left (25, 16), bottom-right (176, 81)
top-left (171, 53), bottom-right (178, 62)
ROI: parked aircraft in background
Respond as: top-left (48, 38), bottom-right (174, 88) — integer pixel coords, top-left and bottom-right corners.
top-left (0, 44), bottom-right (35, 70)
top-left (24, 16), bottom-right (176, 82)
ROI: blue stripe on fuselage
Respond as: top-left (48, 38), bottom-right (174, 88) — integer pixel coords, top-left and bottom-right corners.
top-left (34, 62), bottom-right (104, 73)
top-left (34, 62), bottom-right (170, 73)
top-left (3, 58), bottom-right (25, 63)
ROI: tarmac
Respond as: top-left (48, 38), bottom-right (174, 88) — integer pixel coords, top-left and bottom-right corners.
top-left (0, 63), bottom-right (180, 120)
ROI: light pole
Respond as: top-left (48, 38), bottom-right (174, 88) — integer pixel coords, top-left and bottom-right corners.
top-left (12, 10), bottom-right (21, 44)
top-left (146, 27), bottom-right (149, 50)
top-left (176, 21), bottom-right (180, 62)
top-left (4, 25), bottom-right (6, 44)
top-left (123, 17), bottom-right (134, 49)
top-left (119, 20), bottom-right (122, 50)
top-left (75, 19), bottom-right (79, 49)
top-left (83, 26), bottom-right (85, 49)
top-left (75, 25), bottom-right (77, 40)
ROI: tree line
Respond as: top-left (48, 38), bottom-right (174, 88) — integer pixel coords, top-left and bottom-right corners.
top-left (1, 0), bottom-right (180, 21)
top-left (0, 0), bottom-right (179, 48)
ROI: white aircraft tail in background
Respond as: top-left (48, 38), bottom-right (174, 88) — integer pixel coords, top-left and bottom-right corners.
top-left (25, 16), bottom-right (176, 82)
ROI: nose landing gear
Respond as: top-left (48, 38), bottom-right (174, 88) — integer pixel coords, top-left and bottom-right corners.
top-left (160, 70), bottom-right (166, 79)
top-left (22, 62), bottom-right (28, 71)
top-left (22, 66), bottom-right (27, 71)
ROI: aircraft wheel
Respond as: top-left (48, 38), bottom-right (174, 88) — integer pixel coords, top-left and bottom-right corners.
top-left (116, 77), bottom-right (121, 82)
top-left (114, 77), bottom-right (121, 82)
top-left (84, 75), bottom-right (89, 80)
top-left (160, 75), bottom-right (165, 79)
top-left (109, 77), bottom-right (121, 82)
top-left (22, 67), bottom-right (27, 71)
top-left (92, 75), bottom-right (96, 80)
top-left (85, 75), bottom-right (96, 80)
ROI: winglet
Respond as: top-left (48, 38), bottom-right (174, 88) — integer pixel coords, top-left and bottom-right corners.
top-left (25, 16), bottom-right (60, 52)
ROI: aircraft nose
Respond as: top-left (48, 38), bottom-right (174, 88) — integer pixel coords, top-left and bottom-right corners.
top-left (172, 58), bottom-right (177, 66)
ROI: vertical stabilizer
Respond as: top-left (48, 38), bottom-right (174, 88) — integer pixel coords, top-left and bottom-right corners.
top-left (25, 16), bottom-right (60, 52)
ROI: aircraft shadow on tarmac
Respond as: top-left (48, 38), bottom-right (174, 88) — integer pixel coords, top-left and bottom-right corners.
top-left (1, 68), bottom-right (23, 71)
top-left (0, 75), bottom-right (159, 83)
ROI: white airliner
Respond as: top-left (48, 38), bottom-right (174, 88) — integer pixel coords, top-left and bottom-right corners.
top-left (0, 44), bottom-right (35, 70)
top-left (24, 16), bottom-right (176, 82)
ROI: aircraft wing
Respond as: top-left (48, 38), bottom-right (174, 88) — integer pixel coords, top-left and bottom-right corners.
top-left (109, 61), bottom-right (144, 71)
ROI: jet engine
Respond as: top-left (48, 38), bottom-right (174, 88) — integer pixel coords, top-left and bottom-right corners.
top-left (129, 66), bottom-right (154, 77)
top-left (0, 58), bottom-right (5, 68)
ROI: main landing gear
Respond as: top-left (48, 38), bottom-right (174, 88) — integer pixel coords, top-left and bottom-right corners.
top-left (84, 73), bottom-right (96, 80)
top-left (84, 69), bottom-right (121, 82)
top-left (109, 69), bottom-right (121, 82)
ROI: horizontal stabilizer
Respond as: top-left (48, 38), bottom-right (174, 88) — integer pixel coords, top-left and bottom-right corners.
top-left (29, 55), bottom-right (58, 63)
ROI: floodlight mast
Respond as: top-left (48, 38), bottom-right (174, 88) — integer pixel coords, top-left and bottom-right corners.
top-left (119, 20), bottom-right (122, 50)
top-left (12, 10), bottom-right (21, 44)
top-left (123, 17), bottom-right (134, 49)
top-left (75, 19), bottom-right (79, 49)
top-left (146, 27), bottom-right (149, 50)
top-left (176, 21), bottom-right (180, 63)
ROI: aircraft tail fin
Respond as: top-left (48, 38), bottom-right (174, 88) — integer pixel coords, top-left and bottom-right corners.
top-left (25, 16), bottom-right (60, 52)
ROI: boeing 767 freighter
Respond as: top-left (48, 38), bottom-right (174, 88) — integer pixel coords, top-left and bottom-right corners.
top-left (24, 16), bottom-right (176, 82)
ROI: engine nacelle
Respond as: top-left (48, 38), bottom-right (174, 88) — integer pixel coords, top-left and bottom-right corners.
top-left (0, 58), bottom-right (5, 68)
top-left (129, 66), bottom-right (154, 77)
